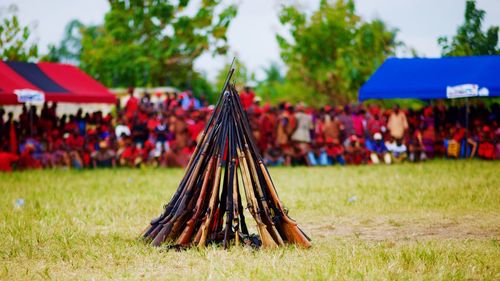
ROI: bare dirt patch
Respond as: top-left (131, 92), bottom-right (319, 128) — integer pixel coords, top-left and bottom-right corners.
top-left (306, 215), bottom-right (500, 241)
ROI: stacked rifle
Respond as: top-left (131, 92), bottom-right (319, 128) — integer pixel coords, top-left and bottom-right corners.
top-left (141, 65), bottom-right (311, 249)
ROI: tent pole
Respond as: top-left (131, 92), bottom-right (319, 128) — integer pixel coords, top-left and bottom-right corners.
top-left (29, 102), bottom-right (33, 137)
top-left (465, 97), bottom-right (469, 158)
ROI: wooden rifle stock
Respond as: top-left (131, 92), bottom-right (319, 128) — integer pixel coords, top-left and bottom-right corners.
top-left (237, 146), bottom-right (277, 248)
top-left (197, 109), bottom-right (228, 247)
top-left (177, 157), bottom-right (216, 245)
top-left (259, 162), bottom-right (311, 248)
top-left (244, 149), bottom-right (284, 246)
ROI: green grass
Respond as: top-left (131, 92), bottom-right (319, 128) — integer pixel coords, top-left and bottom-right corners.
top-left (1, 160), bottom-right (499, 280)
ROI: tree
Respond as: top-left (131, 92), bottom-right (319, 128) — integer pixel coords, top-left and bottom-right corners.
top-left (0, 5), bottom-right (38, 61)
top-left (214, 59), bottom-right (253, 91)
top-left (41, 20), bottom-right (84, 63)
top-left (77, 0), bottom-right (237, 89)
top-left (255, 62), bottom-right (285, 104)
top-left (184, 71), bottom-right (215, 104)
top-left (438, 0), bottom-right (499, 56)
top-left (276, 0), bottom-right (399, 105)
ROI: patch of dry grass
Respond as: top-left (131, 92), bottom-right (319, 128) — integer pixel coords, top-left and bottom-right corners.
top-left (1, 160), bottom-right (499, 280)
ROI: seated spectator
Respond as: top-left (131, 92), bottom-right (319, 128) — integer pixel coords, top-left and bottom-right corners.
top-left (325, 138), bottom-right (345, 165)
top-left (450, 123), bottom-right (477, 159)
top-left (307, 141), bottom-right (329, 166)
top-left (91, 141), bottom-right (116, 168)
top-left (344, 135), bottom-right (366, 165)
top-left (150, 141), bottom-right (166, 167)
top-left (115, 118), bottom-right (131, 140)
top-left (164, 143), bottom-right (190, 167)
top-left (18, 144), bottom-right (42, 170)
top-left (0, 150), bottom-right (19, 172)
top-left (421, 107), bottom-right (436, 158)
top-left (408, 128), bottom-right (427, 162)
top-left (323, 113), bottom-right (342, 145)
top-left (366, 110), bottom-right (384, 136)
top-left (63, 132), bottom-right (84, 169)
top-left (290, 143), bottom-right (309, 166)
top-left (40, 141), bottom-right (57, 169)
top-left (120, 141), bottom-right (143, 167)
top-left (264, 145), bottom-right (285, 166)
top-left (50, 130), bottom-right (70, 168)
top-left (477, 126), bottom-right (495, 160)
top-left (366, 133), bottom-right (391, 164)
top-left (386, 138), bottom-right (408, 163)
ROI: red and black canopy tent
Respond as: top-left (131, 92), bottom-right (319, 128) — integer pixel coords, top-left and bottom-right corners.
top-left (0, 61), bottom-right (115, 105)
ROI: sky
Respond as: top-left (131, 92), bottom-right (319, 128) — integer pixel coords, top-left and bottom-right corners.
top-left (3, 0), bottom-right (500, 81)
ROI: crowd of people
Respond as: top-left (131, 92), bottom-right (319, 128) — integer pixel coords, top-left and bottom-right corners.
top-left (0, 88), bottom-right (498, 172)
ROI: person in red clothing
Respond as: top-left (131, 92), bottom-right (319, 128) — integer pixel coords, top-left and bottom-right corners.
top-left (325, 138), bottom-right (345, 165)
top-left (7, 112), bottom-right (18, 154)
top-left (17, 144), bottom-right (42, 170)
top-left (120, 139), bottom-right (143, 167)
top-left (65, 130), bottom-right (85, 151)
top-left (352, 108), bottom-right (365, 137)
top-left (477, 125), bottom-right (495, 159)
top-left (0, 151), bottom-right (19, 172)
top-left (63, 130), bottom-right (84, 168)
top-left (147, 113), bottom-right (161, 132)
top-left (50, 130), bottom-right (70, 167)
top-left (187, 112), bottom-right (205, 143)
top-left (344, 135), bottom-right (366, 165)
top-left (239, 86), bottom-right (255, 110)
top-left (164, 142), bottom-right (190, 167)
top-left (18, 105), bottom-right (29, 133)
top-left (258, 106), bottom-right (276, 153)
top-left (125, 87), bottom-right (139, 119)
top-left (366, 112), bottom-right (384, 136)
top-left (451, 123), bottom-right (477, 158)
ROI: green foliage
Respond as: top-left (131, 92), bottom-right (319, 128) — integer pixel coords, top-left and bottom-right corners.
top-left (214, 59), bottom-right (253, 91)
top-left (256, 62), bottom-right (322, 106)
top-left (185, 72), bottom-right (215, 104)
top-left (75, 0), bottom-right (237, 89)
top-left (276, 0), bottom-right (399, 105)
top-left (255, 62), bottom-right (285, 103)
top-left (40, 20), bottom-right (84, 63)
top-left (438, 0), bottom-right (499, 56)
top-left (0, 5), bottom-right (38, 62)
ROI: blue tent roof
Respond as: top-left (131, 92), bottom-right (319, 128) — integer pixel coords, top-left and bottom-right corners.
top-left (359, 56), bottom-right (500, 101)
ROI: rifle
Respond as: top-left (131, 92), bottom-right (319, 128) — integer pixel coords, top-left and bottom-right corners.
top-left (149, 122), bottom-right (221, 246)
top-left (229, 85), bottom-right (311, 247)
top-left (232, 107), bottom-right (278, 248)
top-left (176, 156), bottom-right (215, 245)
top-left (184, 58), bottom-right (235, 171)
top-left (143, 117), bottom-right (223, 240)
top-left (197, 103), bottom-right (231, 247)
top-left (144, 62), bottom-right (236, 237)
top-left (142, 63), bottom-right (311, 249)
top-left (223, 110), bottom-right (236, 249)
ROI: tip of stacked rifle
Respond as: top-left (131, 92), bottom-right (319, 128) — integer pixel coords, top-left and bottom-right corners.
top-left (141, 66), bottom-right (311, 250)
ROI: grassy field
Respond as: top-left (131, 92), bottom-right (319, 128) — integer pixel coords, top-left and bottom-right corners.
top-left (1, 160), bottom-right (499, 280)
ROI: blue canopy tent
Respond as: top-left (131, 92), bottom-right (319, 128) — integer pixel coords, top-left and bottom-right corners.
top-left (359, 55), bottom-right (500, 157)
top-left (359, 55), bottom-right (500, 101)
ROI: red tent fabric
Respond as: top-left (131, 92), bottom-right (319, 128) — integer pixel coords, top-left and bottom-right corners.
top-left (0, 61), bottom-right (38, 104)
top-left (0, 61), bottom-right (116, 105)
